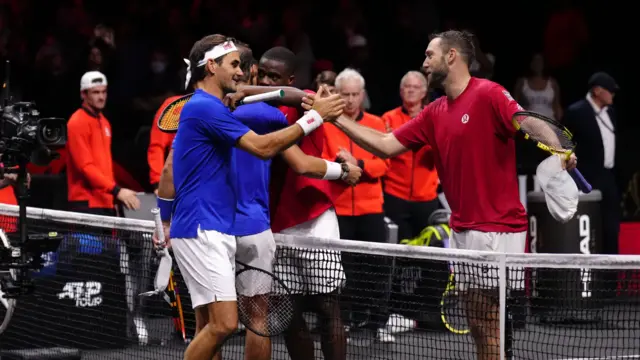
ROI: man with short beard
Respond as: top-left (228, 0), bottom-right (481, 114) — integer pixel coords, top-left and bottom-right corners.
top-left (304, 30), bottom-right (577, 360)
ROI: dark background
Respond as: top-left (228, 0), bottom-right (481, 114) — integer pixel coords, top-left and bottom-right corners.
top-left (0, 0), bottom-right (634, 217)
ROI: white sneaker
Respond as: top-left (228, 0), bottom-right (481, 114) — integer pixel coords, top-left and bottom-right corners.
top-left (386, 313), bottom-right (417, 334)
top-left (376, 328), bottom-right (396, 343)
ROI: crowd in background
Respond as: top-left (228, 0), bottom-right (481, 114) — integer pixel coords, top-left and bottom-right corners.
top-left (0, 0), bottom-right (634, 225)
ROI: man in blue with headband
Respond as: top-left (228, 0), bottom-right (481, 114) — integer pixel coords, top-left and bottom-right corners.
top-left (163, 34), bottom-right (346, 360)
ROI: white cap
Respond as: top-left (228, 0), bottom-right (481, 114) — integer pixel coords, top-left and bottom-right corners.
top-left (80, 71), bottom-right (107, 91)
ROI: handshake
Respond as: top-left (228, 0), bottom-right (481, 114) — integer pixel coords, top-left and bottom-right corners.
top-left (300, 85), bottom-right (346, 121)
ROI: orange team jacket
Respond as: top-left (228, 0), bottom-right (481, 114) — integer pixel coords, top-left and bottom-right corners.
top-left (382, 106), bottom-right (439, 202)
top-left (66, 107), bottom-right (117, 209)
top-left (323, 112), bottom-right (390, 216)
top-left (148, 95), bottom-right (180, 187)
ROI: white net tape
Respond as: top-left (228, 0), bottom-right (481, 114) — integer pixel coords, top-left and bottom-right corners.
top-left (1, 203), bottom-right (639, 270)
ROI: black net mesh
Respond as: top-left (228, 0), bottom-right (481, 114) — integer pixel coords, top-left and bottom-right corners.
top-left (0, 212), bottom-right (638, 359)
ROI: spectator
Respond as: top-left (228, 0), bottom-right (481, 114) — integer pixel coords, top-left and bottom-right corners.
top-left (562, 72), bottom-right (620, 260)
top-left (382, 71), bottom-right (440, 241)
top-left (514, 52), bottom-right (563, 120)
top-left (323, 68), bottom-right (394, 343)
top-left (66, 71), bottom-right (140, 215)
top-left (311, 70), bottom-right (336, 93)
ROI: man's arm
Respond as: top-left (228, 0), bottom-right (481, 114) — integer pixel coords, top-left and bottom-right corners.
top-left (282, 145), bottom-right (362, 185)
top-left (236, 91), bottom-right (344, 159)
top-left (236, 85), bottom-right (308, 107)
top-left (332, 116), bottom-right (409, 159)
top-left (158, 149), bottom-right (175, 200)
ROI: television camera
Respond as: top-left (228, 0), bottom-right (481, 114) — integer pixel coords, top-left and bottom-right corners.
top-left (0, 60), bottom-right (67, 334)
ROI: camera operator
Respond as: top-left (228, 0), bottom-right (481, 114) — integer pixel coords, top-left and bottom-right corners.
top-left (66, 71), bottom-right (140, 215)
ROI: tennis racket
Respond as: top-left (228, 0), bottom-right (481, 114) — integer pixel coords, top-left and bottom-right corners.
top-left (139, 208), bottom-right (173, 297)
top-left (235, 260), bottom-right (293, 337)
top-left (157, 89), bottom-right (286, 133)
top-left (165, 269), bottom-right (187, 343)
top-left (440, 235), bottom-right (470, 335)
top-left (512, 111), bottom-right (592, 193)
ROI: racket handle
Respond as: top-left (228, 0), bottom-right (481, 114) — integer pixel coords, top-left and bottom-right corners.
top-left (569, 169), bottom-right (593, 194)
top-left (238, 89), bottom-right (285, 105)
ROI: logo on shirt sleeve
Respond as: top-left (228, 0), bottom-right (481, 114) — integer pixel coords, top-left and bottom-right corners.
top-left (502, 90), bottom-right (515, 102)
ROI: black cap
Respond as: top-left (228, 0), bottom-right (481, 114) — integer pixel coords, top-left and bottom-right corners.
top-left (588, 72), bottom-right (619, 93)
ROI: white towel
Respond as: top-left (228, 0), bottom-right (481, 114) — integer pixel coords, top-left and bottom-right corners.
top-left (536, 155), bottom-right (579, 223)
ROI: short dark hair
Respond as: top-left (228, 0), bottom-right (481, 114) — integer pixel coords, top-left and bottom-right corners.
top-left (429, 30), bottom-right (476, 66)
top-left (261, 46), bottom-right (297, 74)
top-left (188, 34), bottom-right (236, 86)
top-left (237, 43), bottom-right (255, 83)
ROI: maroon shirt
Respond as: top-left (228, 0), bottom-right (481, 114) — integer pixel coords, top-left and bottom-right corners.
top-left (393, 77), bottom-right (528, 233)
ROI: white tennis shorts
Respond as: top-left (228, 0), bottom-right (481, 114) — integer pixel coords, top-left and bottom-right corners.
top-left (172, 228), bottom-right (237, 308)
top-left (450, 230), bottom-right (526, 291)
top-left (274, 208), bottom-right (347, 294)
top-left (236, 229), bottom-right (277, 298)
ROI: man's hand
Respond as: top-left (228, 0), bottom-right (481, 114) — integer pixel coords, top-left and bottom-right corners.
top-left (337, 147), bottom-right (357, 165)
top-left (116, 188), bottom-right (141, 210)
top-left (563, 153), bottom-right (578, 171)
top-left (223, 91), bottom-right (246, 111)
top-left (302, 86), bottom-right (345, 121)
top-left (153, 221), bottom-right (172, 249)
top-left (342, 162), bottom-right (362, 186)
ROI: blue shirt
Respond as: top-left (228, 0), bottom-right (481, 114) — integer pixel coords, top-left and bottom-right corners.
top-left (171, 89), bottom-right (250, 238)
top-left (230, 103), bottom-right (288, 236)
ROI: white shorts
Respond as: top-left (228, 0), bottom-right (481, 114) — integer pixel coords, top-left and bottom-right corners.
top-left (274, 208), bottom-right (347, 294)
top-left (450, 230), bottom-right (526, 291)
top-left (236, 229), bottom-right (277, 298)
top-left (172, 228), bottom-right (237, 308)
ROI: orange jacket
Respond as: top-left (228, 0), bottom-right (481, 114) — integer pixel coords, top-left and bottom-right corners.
top-left (148, 96), bottom-right (180, 187)
top-left (66, 107), bottom-right (116, 209)
top-left (382, 107), bottom-right (439, 202)
top-left (324, 112), bottom-right (389, 216)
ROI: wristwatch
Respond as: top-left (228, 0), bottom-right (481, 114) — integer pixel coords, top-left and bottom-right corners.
top-left (340, 162), bottom-right (350, 180)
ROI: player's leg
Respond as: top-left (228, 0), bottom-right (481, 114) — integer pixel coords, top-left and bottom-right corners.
top-left (236, 230), bottom-right (277, 360)
top-left (301, 208), bottom-right (347, 359)
top-left (450, 230), bottom-right (500, 359)
top-left (171, 229), bottom-right (238, 360)
top-left (273, 237), bottom-right (314, 360)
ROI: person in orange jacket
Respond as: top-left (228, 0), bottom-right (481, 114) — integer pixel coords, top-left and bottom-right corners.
top-left (66, 71), bottom-right (140, 215)
top-left (324, 68), bottom-right (395, 343)
top-left (382, 71), bottom-right (440, 241)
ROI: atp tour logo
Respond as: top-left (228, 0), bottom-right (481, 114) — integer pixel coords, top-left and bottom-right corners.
top-left (57, 281), bottom-right (103, 308)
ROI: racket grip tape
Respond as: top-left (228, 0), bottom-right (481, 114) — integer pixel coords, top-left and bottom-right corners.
top-left (569, 169), bottom-right (593, 194)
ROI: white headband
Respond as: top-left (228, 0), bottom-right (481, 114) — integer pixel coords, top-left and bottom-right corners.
top-left (183, 41), bottom-right (238, 89)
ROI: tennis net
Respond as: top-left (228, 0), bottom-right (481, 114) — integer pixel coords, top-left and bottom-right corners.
top-left (0, 204), bottom-right (638, 360)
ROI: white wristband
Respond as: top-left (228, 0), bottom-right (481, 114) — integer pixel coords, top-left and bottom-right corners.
top-left (296, 110), bottom-right (323, 135)
top-left (322, 160), bottom-right (343, 180)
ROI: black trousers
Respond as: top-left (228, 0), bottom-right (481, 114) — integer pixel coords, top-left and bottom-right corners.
top-left (338, 213), bottom-right (390, 329)
top-left (383, 193), bottom-right (440, 242)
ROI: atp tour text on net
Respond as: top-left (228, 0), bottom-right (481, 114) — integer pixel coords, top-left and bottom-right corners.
top-left (57, 281), bottom-right (103, 308)
top-left (529, 215), bottom-right (592, 298)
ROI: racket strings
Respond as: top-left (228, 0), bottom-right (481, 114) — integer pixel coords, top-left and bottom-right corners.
top-left (515, 115), bottom-right (575, 153)
top-left (236, 268), bottom-right (294, 336)
top-left (158, 99), bottom-right (188, 132)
